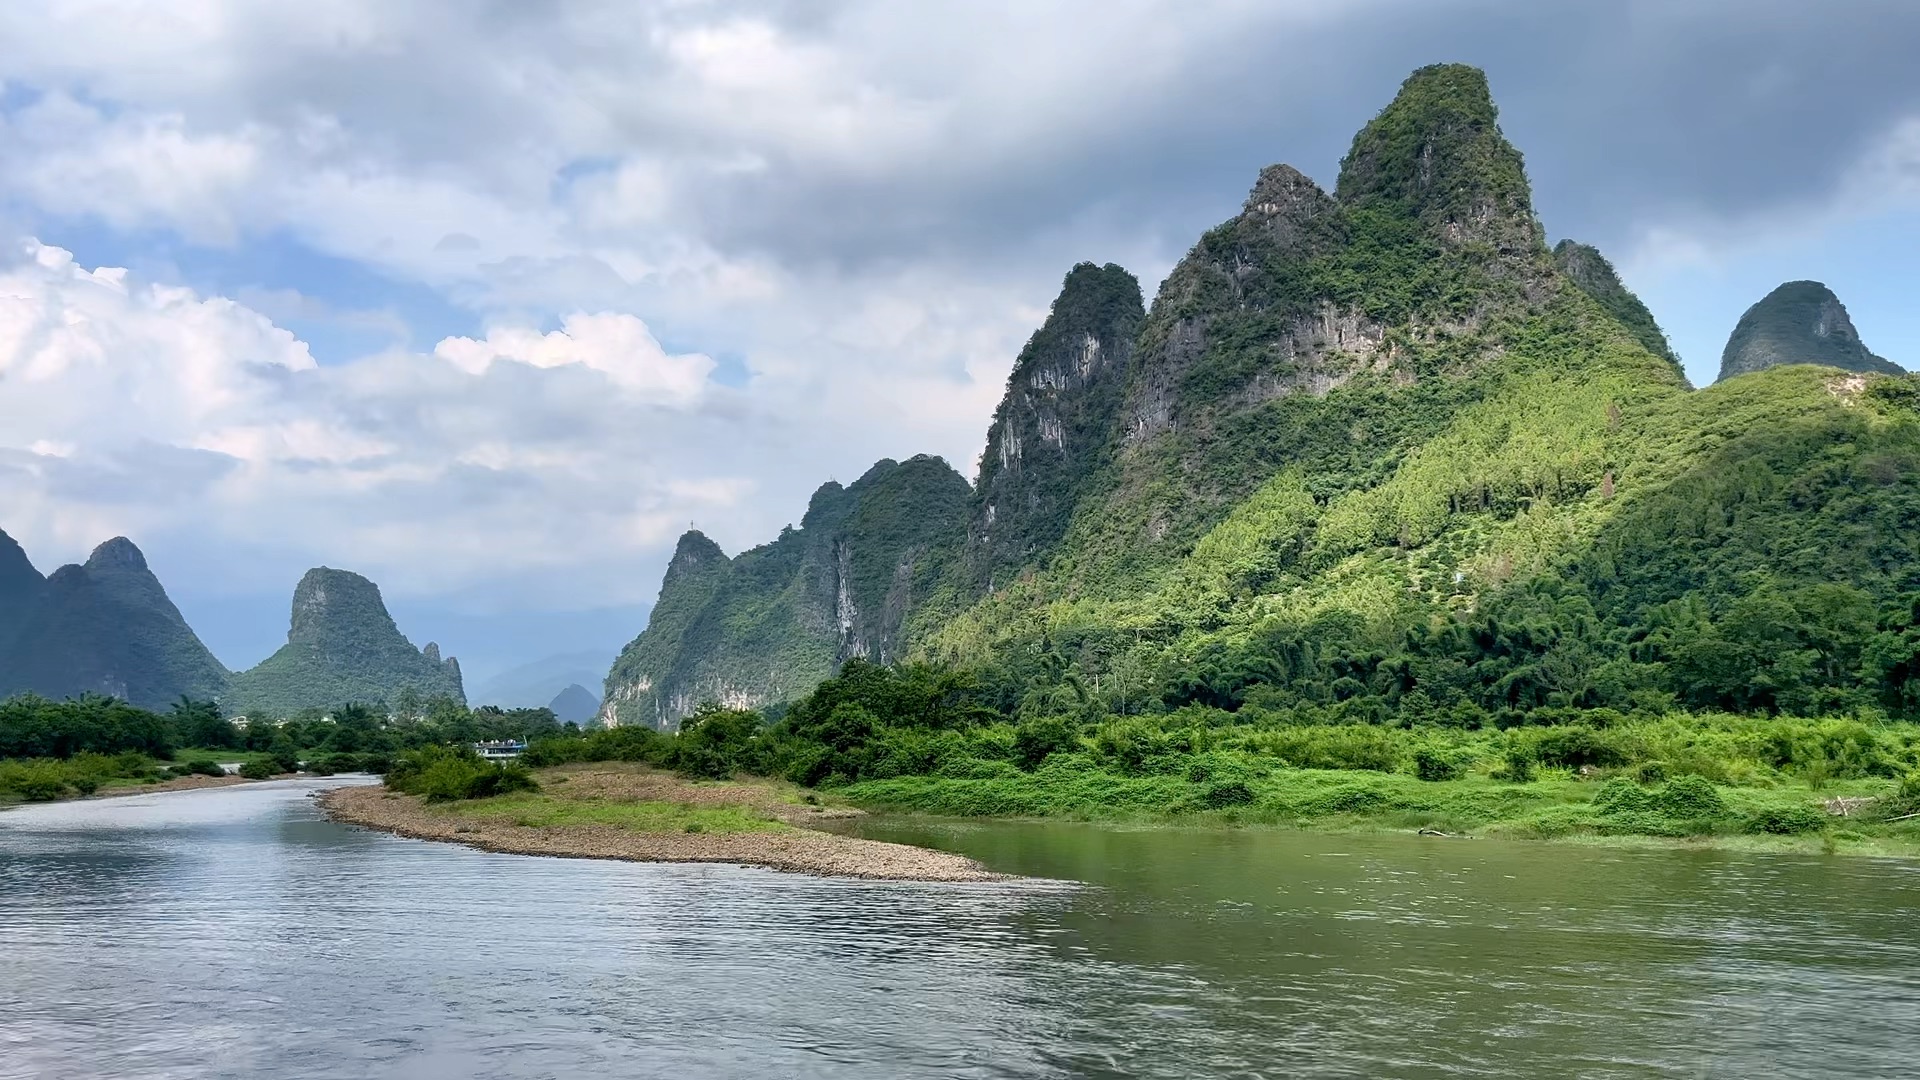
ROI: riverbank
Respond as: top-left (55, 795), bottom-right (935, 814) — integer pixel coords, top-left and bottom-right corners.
top-left (838, 766), bottom-right (1920, 858)
top-left (319, 763), bottom-right (1000, 881)
top-left (91, 774), bottom-right (256, 798)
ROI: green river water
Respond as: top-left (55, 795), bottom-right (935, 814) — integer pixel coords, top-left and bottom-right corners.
top-left (3, 779), bottom-right (1916, 1078)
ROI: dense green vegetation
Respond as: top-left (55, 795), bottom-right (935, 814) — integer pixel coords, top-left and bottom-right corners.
top-left (603, 455), bottom-right (972, 730)
top-left (383, 744), bottom-right (537, 802)
top-left (967, 262), bottom-right (1145, 589)
top-left (1552, 239), bottom-right (1682, 375)
top-left (0, 690), bottom-right (567, 802)
top-left (513, 660), bottom-right (1920, 849)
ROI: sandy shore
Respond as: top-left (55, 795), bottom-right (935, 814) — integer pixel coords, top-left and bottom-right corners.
top-left (319, 765), bottom-right (999, 882)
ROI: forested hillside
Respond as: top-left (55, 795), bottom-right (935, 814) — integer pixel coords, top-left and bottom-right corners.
top-left (603, 63), bottom-right (1920, 739)
top-left (603, 455), bottom-right (970, 729)
top-left (227, 567), bottom-right (465, 718)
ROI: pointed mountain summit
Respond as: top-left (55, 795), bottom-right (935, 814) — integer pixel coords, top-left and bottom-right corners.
top-left (1553, 240), bottom-right (1682, 375)
top-left (603, 456), bottom-right (969, 729)
top-left (0, 537), bottom-right (229, 709)
top-left (970, 262), bottom-right (1145, 588)
top-left (664, 529), bottom-right (728, 583)
top-left (1335, 63), bottom-right (1540, 255)
top-left (1718, 280), bottom-right (1902, 382)
top-left (228, 567), bottom-right (463, 717)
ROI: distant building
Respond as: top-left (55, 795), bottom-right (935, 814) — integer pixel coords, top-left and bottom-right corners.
top-left (474, 739), bottom-right (526, 761)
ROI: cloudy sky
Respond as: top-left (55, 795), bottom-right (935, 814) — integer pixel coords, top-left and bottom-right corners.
top-left (1, 0), bottom-right (1917, 685)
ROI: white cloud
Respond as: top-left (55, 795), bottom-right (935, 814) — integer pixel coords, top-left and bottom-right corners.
top-left (1619, 110), bottom-right (1920, 279)
top-left (432, 314), bottom-right (714, 405)
top-left (0, 241), bottom-right (759, 604)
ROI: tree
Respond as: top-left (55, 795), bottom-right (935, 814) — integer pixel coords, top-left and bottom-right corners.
top-left (170, 696), bottom-right (234, 749)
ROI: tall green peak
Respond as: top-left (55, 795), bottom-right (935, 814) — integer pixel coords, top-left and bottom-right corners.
top-left (229, 566), bottom-right (463, 717)
top-left (603, 454), bottom-right (969, 729)
top-left (664, 529), bottom-right (727, 582)
top-left (0, 535), bottom-right (228, 709)
top-left (1718, 280), bottom-right (1902, 382)
top-left (1335, 63), bottom-right (1539, 252)
top-left (84, 536), bottom-right (149, 573)
top-left (971, 261), bottom-right (1145, 588)
top-left (1553, 239), bottom-right (1683, 376)
top-left (288, 567), bottom-right (396, 645)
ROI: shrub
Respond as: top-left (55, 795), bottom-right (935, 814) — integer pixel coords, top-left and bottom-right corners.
top-left (1201, 780), bottom-right (1257, 808)
top-left (1654, 775), bottom-right (1728, 820)
top-left (1495, 748), bottom-right (1535, 782)
top-left (68, 776), bottom-right (99, 796)
top-left (1412, 748), bottom-right (1463, 782)
top-left (1743, 804), bottom-right (1829, 835)
top-left (1873, 773), bottom-right (1920, 820)
top-left (1528, 727), bottom-right (1628, 769)
top-left (386, 745), bottom-right (538, 802)
top-left (665, 706), bottom-right (765, 780)
top-left (188, 760), bottom-right (227, 777)
top-left (16, 774), bottom-right (66, 801)
top-left (239, 758), bottom-right (278, 780)
top-left (315, 752), bottom-right (361, 776)
top-left (1013, 717), bottom-right (1079, 771)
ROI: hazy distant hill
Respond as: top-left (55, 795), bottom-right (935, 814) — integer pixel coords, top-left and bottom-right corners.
top-left (471, 651), bottom-right (613, 709)
top-left (0, 529), bottom-right (46, 653)
top-left (0, 536), bottom-right (229, 710)
top-left (545, 683), bottom-right (601, 725)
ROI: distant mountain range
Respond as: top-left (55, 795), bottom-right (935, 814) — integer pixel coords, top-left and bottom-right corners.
top-left (0, 535), bottom-right (465, 716)
top-left (470, 651), bottom-right (613, 710)
top-left (0, 535), bottom-right (228, 708)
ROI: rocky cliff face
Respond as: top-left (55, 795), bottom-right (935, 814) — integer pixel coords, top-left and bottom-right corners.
top-left (1718, 280), bottom-right (1902, 382)
top-left (228, 566), bottom-right (463, 717)
top-left (602, 455), bottom-right (969, 730)
top-left (1553, 239), bottom-right (1682, 376)
top-left (1066, 62), bottom-right (1617, 579)
top-left (0, 537), bottom-right (229, 709)
top-left (969, 262), bottom-right (1144, 589)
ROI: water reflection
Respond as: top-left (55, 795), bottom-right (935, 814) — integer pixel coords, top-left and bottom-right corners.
top-left (3, 783), bottom-right (1917, 1079)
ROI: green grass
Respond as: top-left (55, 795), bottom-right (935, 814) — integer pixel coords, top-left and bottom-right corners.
top-left (442, 791), bottom-right (789, 834)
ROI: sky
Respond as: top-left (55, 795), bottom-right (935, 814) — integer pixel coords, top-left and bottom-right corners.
top-left (1, 0), bottom-right (1917, 685)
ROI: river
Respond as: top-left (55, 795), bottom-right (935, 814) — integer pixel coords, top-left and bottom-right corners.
top-left (2, 778), bottom-right (1917, 1079)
